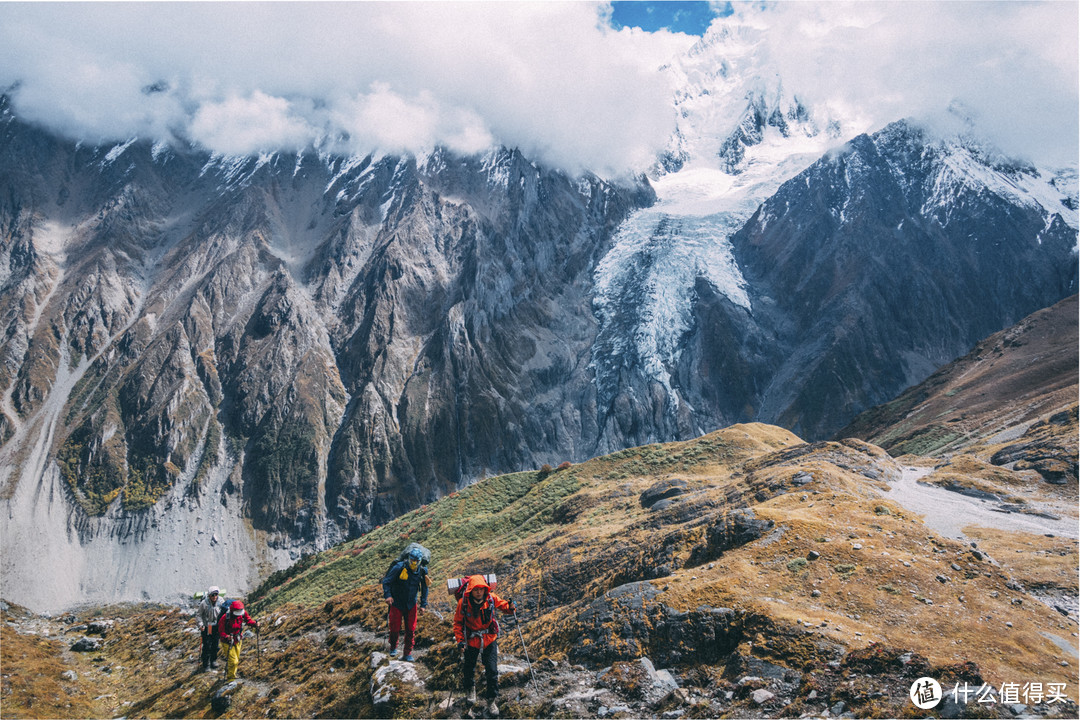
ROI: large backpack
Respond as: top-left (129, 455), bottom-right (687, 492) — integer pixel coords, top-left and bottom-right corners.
top-left (447, 573), bottom-right (498, 601)
top-left (385, 542), bottom-right (431, 579)
top-left (399, 542), bottom-right (431, 567)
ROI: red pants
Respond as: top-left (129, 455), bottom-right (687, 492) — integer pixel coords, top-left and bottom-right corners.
top-left (388, 605), bottom-right (418, 654)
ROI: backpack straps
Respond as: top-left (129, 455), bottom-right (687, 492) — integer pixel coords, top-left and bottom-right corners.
top-left (466, 596), bottom-right (497, 628)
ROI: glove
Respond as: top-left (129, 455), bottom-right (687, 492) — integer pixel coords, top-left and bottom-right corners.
top-left (507, 600), bottom-right (517, 614)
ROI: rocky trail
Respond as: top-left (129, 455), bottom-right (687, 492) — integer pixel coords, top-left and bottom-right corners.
top-left (4, 561), bottom-right (1079, 719)
top-left (881, 466), bottom-right (1080, 626)
top-left (884, 467), bottom-right (1078, 542)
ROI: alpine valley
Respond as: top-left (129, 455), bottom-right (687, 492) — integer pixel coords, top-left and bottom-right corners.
top-left (1, 20), bottom-right (1077, 617)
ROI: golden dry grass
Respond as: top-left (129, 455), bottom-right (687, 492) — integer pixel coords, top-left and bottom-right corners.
top-left (962, 527), bottom-right (1079, 592)
top-left (648, 465), bottom-right (1078, 689)
top-left (4, 422), bottom-right (1076, 718)
top-left (0, 619), bottom-right (104, 719)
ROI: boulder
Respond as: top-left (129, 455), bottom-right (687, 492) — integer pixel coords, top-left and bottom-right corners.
top-left (371, 659), bottom-right (425, 708)
top-left (70, 637), bottom-right (101, 652)
top-left (640, 479), bottom-right (689, 509)
top-left (211, 680), bottom-right (241, 713)
top-left (687, 509), bottom-right (774, 566)
top-left (565, 581), bottom-right (740, 666)
top-left (752, 688), bottom-right (776, 705)
top-left (635, 657), bottom-right (679, 705)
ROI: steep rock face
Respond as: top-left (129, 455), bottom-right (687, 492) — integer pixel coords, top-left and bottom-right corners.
top-left (711, 121), bottom-right (1079, 439)
top-left (594, 118), bottom-right (1077, 454)
top-left (0, 105), bottom-right (653, 608)
top-left (837, 294), bottom-right (1078, 471)
top-left (324, 150), bottom-right (652, 538)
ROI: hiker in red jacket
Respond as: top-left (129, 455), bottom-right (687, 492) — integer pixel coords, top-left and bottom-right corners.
top-left (217, 600), bottom-right (259, 681)
top-left (453, 575), bottom-right (516, 717)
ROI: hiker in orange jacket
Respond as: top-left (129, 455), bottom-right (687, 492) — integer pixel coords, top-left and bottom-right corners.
top-left (217, 600), bottom-right (259, 681)
top-left (453, 575), bottom-right (516, 716)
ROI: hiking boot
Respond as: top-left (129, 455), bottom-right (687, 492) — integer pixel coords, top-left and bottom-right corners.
top-left (388, 648), bottom-right (398, 657)
top-left (403, 654), bottom-right (414, 662)
top-left (466, 687), bottom-right (477, 704)
top-left (210, 662), bottom-right (218, 669)
top-left (487, 699), bottom-right (499, 717)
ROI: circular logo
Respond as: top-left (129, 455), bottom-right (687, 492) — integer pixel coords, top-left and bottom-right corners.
top-left (910, 677), bottom-right (942, 709)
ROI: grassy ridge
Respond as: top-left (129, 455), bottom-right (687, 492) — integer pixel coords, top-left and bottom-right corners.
top-left (250, 467), bottom-right (581, 612)
top-left (248, 424), bottom-right (800, 613)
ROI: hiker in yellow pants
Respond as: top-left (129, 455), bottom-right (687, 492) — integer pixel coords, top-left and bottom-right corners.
top-left (217, 600), bottom-right (259, 680)
top-left (225, 636), bottom-right (244, 679)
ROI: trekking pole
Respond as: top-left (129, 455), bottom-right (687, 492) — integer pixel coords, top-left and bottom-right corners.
top-left (441, 641), bottom-right (464, 714)
top-left (256, 626), bottom-right (261, 674)
top-left (512, 610), bottom-right (541, 695)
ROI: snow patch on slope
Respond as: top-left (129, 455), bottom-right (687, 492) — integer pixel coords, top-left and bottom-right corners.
top-left (591, 144), bottom-right (846, 409)
top-left (101, 138), bottom-right (137, 166)
top-left (590, 18), bottom-right (869, 417)
top-left (921, 147), bottom-right (1079, 231)
top-left (593, 205), bottom-right (749, 412)
top-left (33, 220), bottom-right (69, 256)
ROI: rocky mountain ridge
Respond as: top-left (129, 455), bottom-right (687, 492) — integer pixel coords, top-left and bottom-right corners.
top-left (1, 96), bottom-right (655, 608)
top-left (839, 293), bottom-right (1078, 464)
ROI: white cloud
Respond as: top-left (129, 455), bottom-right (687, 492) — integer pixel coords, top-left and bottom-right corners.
top-left (0, 2), bottom-right (690, 175)
top-left (720, 1), bottom-right (1078, 167)
top-left (331, 84), bottom-right (494, 158)
top-left (190, 92), bottom-right (315, 156)
top-left (0, 2), bottom-right (1074, 174)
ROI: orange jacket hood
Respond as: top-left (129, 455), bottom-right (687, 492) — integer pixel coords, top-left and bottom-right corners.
top-left (463, 574), bottom-right (490, 595)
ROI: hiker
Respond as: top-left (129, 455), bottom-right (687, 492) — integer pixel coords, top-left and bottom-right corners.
top-left (217, 600), bottom-right (259, 681)
top-left (453, 575), bottom-right (516, 717)
top-left (196, 586), bottom-right (225, 671)
top-left (380, 547), bottom-right (429, 661)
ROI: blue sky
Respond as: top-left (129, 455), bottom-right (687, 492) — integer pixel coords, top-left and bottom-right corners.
top-left (610, 1), bottom-right (730, 35)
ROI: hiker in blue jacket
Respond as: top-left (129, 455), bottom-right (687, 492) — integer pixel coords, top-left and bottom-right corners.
top-left (380, 548), bottom-right (429, 661)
